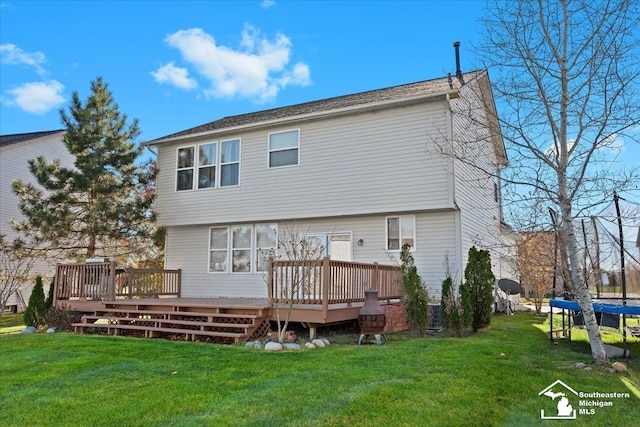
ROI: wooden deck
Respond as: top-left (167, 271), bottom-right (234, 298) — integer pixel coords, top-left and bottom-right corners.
top-left (57, 259), bottom-right (403, 343)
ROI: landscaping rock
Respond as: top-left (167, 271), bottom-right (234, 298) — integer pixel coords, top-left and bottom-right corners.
top-left (321, 339), bottom-right (330, 346)
top-left (612, 362), bottom-right (628, 373)
top-left (46, 327), bottom-right (57, 334)
top-left (604, 367), bottom-right (617, 374)
top-left (254, 342), bottom-right (263, 350)
top-left (282, 343), bottom-right (302, 351)
top-left (22, 326), bottom-right (36, 334)
top-left (245, 341), bottom-right (255, 348)
top-left (584, 367), bottom-right (592, 371)
top-left (265, 342), bottom-right (283, 352)
top-left (575, 362), bottom-right (586, 369)
top-left (311, 339), bottom-right (326, 348)
top-left (304, 342), bottom-right (316, 349)
top-left (267, 330), bottom-right (297, 343)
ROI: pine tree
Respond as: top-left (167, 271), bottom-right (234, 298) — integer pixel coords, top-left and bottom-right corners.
top-left (23, 275), bottom-right (46, 327)
top-left (45, 277), bottom-right (55, 310)
top-left (12, 77), bottom-right (155, 261)
top-left (400, 244), bottom-right (429, 337)
top-left (464, 246), bottom-right (495, 332)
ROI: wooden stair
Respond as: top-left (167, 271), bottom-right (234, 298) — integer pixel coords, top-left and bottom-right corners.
top-left (72, 300), bottom-right (270, 344)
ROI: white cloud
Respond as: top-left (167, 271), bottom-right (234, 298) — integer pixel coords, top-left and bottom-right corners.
top-left (150, 62), bottom-right (197, 90)
top-left (261, 0), bottom-right (276, 9)
top-left (6, 80), bottom-right (66, 114)
top-left (155, 25), bottom-right (310, 102)
top-left (0, 43), bottom-right (47, 75)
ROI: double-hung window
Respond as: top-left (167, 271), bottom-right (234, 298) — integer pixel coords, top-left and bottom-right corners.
top-left (221, 139), bottom-right (240, 186)
top-left (269, 129), bottom-right (299, 168)
top-left (177, 139), bottom-right (240, 191)
top-left (198, 143), bottom-right (217, 189)
top-left (232, 226), bottom-right (252, 272)
top-left (255, 224), bottom-right (277, 272)
top-left (386, 215), bottom-right (415, 251)
top-left (176, 147), bottom-right (195, 191)
top-left (209, 227), bottom-right (228, 272)
top-left (208, 224), bottom-right (277, 273)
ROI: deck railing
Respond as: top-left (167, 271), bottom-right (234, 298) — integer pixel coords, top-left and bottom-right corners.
top-left (268, 258), bottom-right (403, 318)
top-left (54, 262), bottom-right (181, 302)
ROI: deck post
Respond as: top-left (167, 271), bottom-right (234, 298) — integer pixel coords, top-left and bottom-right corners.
top-left (372, 262), bottom-right (379, 291)
top-left (321, 257), bottom-right (330, 321)
top-left (127, 269), bottom-right (133, 299)
top-left (176, 268), bottom-right (182, 297)
top-left (108, 261), bottom-right (116, 302)
top-left (53, 264), bottom-right (61, 307)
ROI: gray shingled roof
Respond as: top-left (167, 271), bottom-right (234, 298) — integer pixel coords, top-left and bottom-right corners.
top-left (151, 70), bottom-right (483, 143)
top-left (0, 130), bottom-right (65, 147)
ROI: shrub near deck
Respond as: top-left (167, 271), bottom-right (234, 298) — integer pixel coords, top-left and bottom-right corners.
top-left (0, 313), bottom-right (638, 426)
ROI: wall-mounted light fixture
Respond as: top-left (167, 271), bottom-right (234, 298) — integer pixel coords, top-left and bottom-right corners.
top-left (357, 238), bottom-right (364, 246)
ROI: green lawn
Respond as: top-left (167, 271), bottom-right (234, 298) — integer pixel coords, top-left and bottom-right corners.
top-left (1, 313), bottom-right (638, 427)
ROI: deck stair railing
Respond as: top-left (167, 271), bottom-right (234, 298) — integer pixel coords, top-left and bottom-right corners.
top-left (54, 262), bottom-right (181, 302)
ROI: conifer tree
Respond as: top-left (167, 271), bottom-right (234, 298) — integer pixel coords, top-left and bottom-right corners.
top-left (23, 275), bottom-right (46, 327)
top-left (464, 246), bottom-right (495, 332)
top-left (400, 244), bottom-right (429, 337)
top-left (12, 77), bottom-right (155, 261)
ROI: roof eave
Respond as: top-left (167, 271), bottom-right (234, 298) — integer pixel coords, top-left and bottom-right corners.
top-left (146, 89), bottom-right (459, 147)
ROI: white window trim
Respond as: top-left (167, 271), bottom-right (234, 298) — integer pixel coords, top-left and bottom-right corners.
top-left (175, 145), bottom-right (196, 192)
top-left (220, 138), bottom-right (241, 188)
top-left (385, 215), bottom-right (416, 252)
top-left (255, 223), bottom-right (278, 272)
top-left (197, 141), bottom-right (217, 190)
top-left (208, 226), bottom-right (229, 274)
top-left (176, 139), bottom-right (241, 192)
top-left (267, 128), bottom-right (300, 169)
top-left (231, 225), bottom-right (253, 274)
top-left (208, 224), bottom-right (278, 274)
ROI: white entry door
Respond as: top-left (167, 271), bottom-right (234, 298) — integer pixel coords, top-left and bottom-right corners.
top-left (305, 233), bottom-right (352, 261)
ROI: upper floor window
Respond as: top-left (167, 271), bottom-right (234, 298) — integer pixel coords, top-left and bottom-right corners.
top-left (386, 215), bottom-right (415, 251)
top-left (198, 142), bottom-right (217, 189)
top-left (177, 139), bottom-right (240, 191)
top-left (176, 146), bottom-right (195, 191)
top-left (269, 129), bottom-right (299, 168)
top-left (221, 139), bottom-right (240, 186)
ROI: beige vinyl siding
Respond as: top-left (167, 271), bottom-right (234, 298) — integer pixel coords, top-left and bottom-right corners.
top-left (450, 78), bottom-right (504, 279)
top-left (0, 132), bottom-right (73, 308)
top-left (164, 211), bottom-right (457, 299)
top-left (156, 101), bottom-right (454, 227)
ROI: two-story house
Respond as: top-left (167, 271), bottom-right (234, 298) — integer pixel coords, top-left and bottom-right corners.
top-left (0, 130), bottom-right (72, 311)
top-left (148, 69), bottom-right (513, 301)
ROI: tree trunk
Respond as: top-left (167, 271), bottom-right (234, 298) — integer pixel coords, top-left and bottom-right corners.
top-left (558, 188), bottom-right (608, 364)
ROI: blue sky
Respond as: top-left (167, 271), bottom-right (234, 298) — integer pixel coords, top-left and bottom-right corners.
top-left (0, 0), bottom-right (487, 141)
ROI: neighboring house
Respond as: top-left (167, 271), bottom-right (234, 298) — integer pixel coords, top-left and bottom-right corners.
top-left (148, 70), bottom-right (515, 300)
top-left (0, 130), bottom-right (72, 311)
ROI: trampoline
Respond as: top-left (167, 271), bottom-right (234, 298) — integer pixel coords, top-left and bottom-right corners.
top-left (549, 298), bottom-right (640, 356)
top-left (546, 196), bottom-right (640, 356)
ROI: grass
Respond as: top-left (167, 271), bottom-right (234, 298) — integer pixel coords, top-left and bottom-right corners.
top-left (0, 313), bottom-right (25, 335)
top-left (1, 313), bottom-right (638, 427)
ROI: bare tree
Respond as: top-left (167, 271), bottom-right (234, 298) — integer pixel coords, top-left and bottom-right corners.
top-left (0, 235), bottom-right (38, 320)
top-left (517, 231), bottom-right (557, 314)
top-left (265, 225), bottom-right (325, 343)
top-left (477, 0), bottom-right (640, 364)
